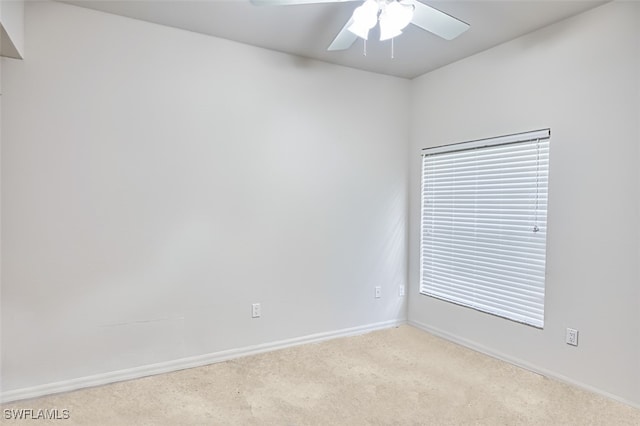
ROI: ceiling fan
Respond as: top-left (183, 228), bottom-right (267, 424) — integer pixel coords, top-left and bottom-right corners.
top-left (251, 0), bottom-right (470, 51)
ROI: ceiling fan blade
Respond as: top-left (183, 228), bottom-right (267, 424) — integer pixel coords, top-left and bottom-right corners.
top-left (327, 17), bottom-right (358, 51)
top-left (410, 1), bottom-right (469, 40)
top-left (251, 0), bottom-right (359, 5)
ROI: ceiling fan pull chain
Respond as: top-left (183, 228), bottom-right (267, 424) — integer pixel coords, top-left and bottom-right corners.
top-left (391, 37), bottom-right (394, 59)
top-left (363, 39), bottom-right (367, 56)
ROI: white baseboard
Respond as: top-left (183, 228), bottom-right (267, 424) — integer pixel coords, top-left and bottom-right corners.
top-left (1, 318), bottom-right (406, 403)
top-left (408, 319), bottom-right (640, 410)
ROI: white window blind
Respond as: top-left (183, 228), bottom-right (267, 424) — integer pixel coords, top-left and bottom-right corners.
top-left (420, 129), bottom-right (550, 328)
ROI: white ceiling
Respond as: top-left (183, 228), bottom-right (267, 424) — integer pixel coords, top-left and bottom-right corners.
top-left (62, 0), bottom-right (606, 79)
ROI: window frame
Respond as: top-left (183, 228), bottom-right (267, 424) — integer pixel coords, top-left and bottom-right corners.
top-left (419, 129), bottom-right (551, 328)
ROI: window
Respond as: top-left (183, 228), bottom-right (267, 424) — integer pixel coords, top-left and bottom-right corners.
top-left (420, 129), bottom-right (550, 328)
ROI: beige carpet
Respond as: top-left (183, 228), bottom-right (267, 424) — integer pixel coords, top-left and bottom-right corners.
top-left (2, 325), bottom-right (639, 425)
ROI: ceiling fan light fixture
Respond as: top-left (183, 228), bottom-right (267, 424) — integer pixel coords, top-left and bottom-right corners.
top-left (348, 21), bottom-right (372, 40)
top-left (379, 15), bottom-right (403, 41)
top-left (347, 0), bottom-right (379, 40)
top-left (378, 1), bottom-right (415, 41)
top-left (386, 1), bottom-right (414, 30)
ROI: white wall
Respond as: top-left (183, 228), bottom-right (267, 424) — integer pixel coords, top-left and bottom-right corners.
top-left (1, 1), bottom-right (409, 393)
top-left (0, 0), bottom-right (24, 59)
top-left (408, 1), bottom-right (640, 406)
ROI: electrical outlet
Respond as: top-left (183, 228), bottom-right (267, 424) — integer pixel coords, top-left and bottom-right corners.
top-left (252, 303), bottom-right (261, 318)
top-left (375, 286), bottom-right (381, 299)
top-left (399, 286), bottom-right (406, 297)
top-left (566, 328), bottom-right (578, 346)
